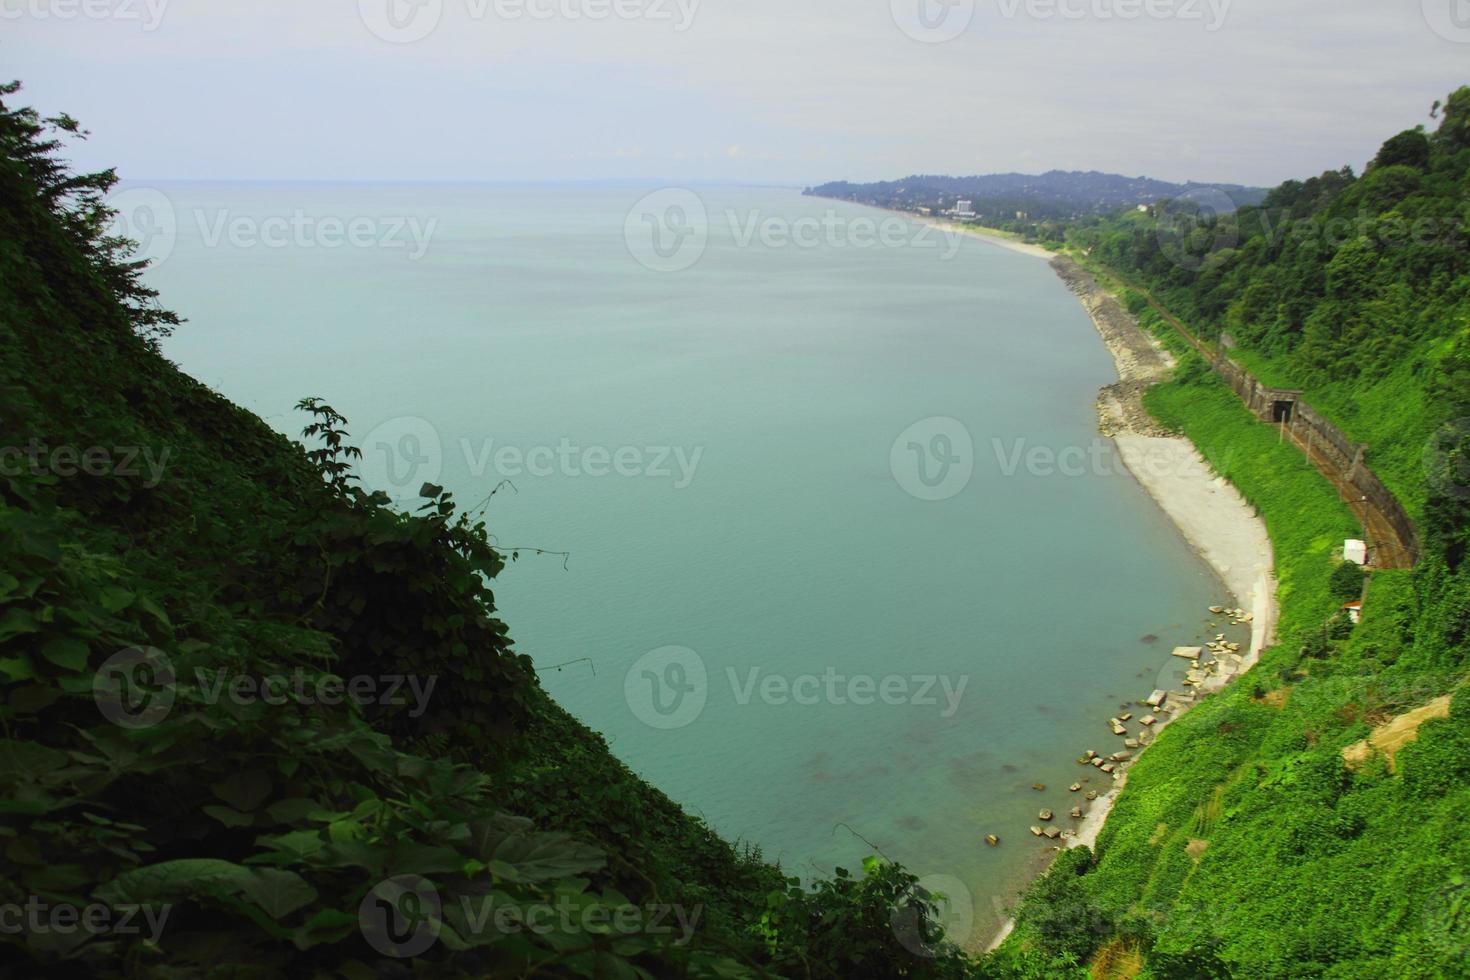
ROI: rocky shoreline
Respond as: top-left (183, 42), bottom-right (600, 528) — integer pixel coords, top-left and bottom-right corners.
top-left (1050, 256), bottom-right (1175, 437)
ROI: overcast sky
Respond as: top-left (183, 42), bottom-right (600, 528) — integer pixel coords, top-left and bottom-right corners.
top-left (5, 0), bottom-right (1467, 187)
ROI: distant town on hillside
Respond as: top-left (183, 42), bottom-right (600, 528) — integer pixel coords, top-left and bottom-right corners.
top-left (805, 170), bottom-right (1268, 240)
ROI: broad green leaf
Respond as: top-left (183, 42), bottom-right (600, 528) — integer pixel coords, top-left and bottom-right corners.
top-left (240, 868), bottom-right (317, 920)
top-left (264, 797), bottom-right (321, 824)
top-left (0, 608), bottom-right (40, 643)
top-left (40, 635), bottom-right (89, 672)
top-left (250, 829), bottom-right (328, 865)
top-left (291, 908), bottom-right (360, 951)
top-left (0, 655), bottom-right (35, 682)
top-left (97, 585), bottom-right (135, 613)
top-left (211, 770), bottom-right (272, 812)
top-left (0, 739), bottom-right (69, 780)
top-left (476, 828), bottom-right (604, 883)
top-left (202, 805), bottom-right (255, 828)
top-left (95, 858), bottom-right (256, 906)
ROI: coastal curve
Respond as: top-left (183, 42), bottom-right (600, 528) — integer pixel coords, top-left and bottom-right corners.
top-left (974, 246), bottom-right (1279, 954)
top-left (1050, 256), bottom-right (1277, 662)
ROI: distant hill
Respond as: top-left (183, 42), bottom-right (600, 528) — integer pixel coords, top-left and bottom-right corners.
top-left (804, 170), bottom-right (1267, 226)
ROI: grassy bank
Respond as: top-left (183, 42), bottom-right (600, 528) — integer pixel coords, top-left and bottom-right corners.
top-left (990, 340), bottom-right (1470, 980)
top-left (1224, 343), bottom-right (1446, 521)
top-left (1144, 360), bottom-right (1358, 638)
top-left (989, 88), bottom-right (1470, 979)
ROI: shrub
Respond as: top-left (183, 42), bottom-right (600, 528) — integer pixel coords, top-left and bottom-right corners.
top-left (1330, 561), bottom-right (1367, 602)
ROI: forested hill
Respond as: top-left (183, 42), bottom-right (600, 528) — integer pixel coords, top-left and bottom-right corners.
top-left (1067, 87), bottom-right (1470, 528)
top-left (804, 170), bottom-right (1266, 227)
top-left (994, 88), bottom-right (1470, 977)
top-left (0, 82), bottom-right (978, 978)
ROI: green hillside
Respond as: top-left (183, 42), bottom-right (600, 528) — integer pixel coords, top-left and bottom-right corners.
top-left (0, 83), bottom-right (975, 978)
top-left (7, 69), bottom-right (1470, 979)
top-left (990, 90), bottom-right (1470, 977)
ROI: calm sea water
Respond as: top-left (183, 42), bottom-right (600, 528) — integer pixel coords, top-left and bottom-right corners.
top-left (142, 182), bottom-right (1238, 946)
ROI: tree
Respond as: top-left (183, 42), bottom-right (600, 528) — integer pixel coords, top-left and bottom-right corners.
top-left (1431, 86), bottom-right (1470, 152)
top-left (0, 80), bottom-right (181, 349)
top-left (1372, 129), bottom-right (1430, 171)
top-left (1329, 561), bottom-right (1366, 602)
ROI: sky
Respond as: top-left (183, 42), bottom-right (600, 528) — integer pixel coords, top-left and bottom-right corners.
top-left (4, 0), bottom-right (1468, 188)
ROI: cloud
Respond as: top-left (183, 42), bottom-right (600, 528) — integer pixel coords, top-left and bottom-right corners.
top-left (5, 0), bottom-right (1465, 185)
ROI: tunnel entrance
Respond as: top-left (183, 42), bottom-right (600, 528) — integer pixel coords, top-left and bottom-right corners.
top-left (1272, 400), bottom-right (1295, 424)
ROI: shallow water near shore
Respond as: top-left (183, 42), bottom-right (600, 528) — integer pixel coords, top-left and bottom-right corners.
top-left (150, 182), bottom-right (1239, 947)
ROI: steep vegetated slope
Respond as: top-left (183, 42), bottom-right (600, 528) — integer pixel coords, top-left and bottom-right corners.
top-left (989, 90), bottom-right (1470, 978)
top-left (0, 83), bottom-right (975, 978)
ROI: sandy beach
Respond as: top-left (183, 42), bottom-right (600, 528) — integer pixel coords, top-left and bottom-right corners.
top-left (984, 256), bottom-right (1278, 954)
top-left (932, 221), bottom-right (1056, 260)
top-left (1052, 255), bottom-right (1277, 661)
top-left (884, 209), bottom-right (1059, 260)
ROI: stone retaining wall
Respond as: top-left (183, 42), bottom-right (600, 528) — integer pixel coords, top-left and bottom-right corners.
top-left (1062, 256), bottom-right (1420, 566)
top-left (1210, 352), bottom-right (1420, 565)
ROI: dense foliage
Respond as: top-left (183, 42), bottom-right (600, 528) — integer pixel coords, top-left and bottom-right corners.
top-left (1067, 87), bottom-right (1470, 521)
top-left (0, 83), bottom-right (977, 978)
top-left (991, 90), bottom-right (1470, 977)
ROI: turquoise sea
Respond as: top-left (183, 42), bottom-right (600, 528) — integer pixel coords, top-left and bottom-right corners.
top-left (143, 182), bottom-right (1242, 946)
